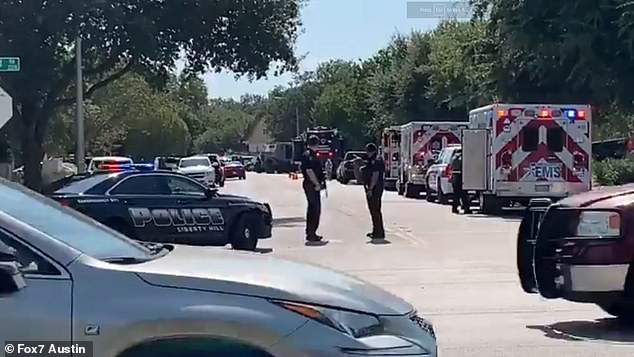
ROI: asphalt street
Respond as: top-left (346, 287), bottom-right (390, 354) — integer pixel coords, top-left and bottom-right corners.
top-left (222, 173), bottom-right (634, 356)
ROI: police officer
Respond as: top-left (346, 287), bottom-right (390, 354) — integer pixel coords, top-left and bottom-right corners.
top-left (301, 135), bottom-right (326, 242)
top-left (450, 151), bottom-right (472, 214)
top-left (362, 143), bottom-right (385, 239)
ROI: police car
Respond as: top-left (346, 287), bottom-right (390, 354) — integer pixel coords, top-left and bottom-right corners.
top-left (48, 170), bottom-right (272, 250)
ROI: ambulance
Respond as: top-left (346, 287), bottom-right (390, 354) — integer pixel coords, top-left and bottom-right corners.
top-left (397, 121), bottom-right (468, 198)
top-left (462, 104), bottom-right (592, 214)
top-left (381, 126), bottom-right (402, 190)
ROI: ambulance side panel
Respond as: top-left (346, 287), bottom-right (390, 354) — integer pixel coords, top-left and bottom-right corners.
top-left (462, 129), bottom-right (490, 191)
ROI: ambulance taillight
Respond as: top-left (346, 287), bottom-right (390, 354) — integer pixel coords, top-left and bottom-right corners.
top-left (443, 164), bottom-right (452, 179)
top-left (573, 151), bottom-right (585, 170)
top-left (501, 151), bottom-right (512, 169)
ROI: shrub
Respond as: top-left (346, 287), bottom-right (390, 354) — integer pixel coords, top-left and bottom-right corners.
top-left (593, 159), bottom-right (634, 186)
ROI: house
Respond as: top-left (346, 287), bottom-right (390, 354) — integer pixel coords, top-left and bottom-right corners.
top-left (246, 118), bottom-right (273, 153)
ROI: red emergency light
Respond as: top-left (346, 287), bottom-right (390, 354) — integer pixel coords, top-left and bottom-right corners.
top-left (497, 109), bottom-right (506, 118)
top-left (577, 110), bottom-right (586, 119)
top-left (538, 110), bottom-right (551, 119)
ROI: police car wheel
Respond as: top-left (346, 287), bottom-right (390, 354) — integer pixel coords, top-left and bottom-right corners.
top-left (230, 213), bottom-right (259, 251)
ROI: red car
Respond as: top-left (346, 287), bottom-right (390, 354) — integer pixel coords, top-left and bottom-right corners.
top-left (518, 186), bottom-right (634, 319)
top-left (223, 161), bottom-right (246, 180)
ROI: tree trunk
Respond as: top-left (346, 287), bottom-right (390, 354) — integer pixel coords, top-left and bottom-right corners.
top-left (21, 133), bottom-right (44, 191)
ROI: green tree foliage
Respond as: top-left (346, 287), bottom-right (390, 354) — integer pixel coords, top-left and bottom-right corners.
top-left (0, 0), bottom-right (302, 189)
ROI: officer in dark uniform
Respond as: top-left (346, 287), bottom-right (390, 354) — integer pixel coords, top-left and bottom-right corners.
top-left (450, 151), bottom-right (472, 214)
top-left (361, 143), bottom-right (385, 239)
top-left (300, 135), bottom-right (326, 242)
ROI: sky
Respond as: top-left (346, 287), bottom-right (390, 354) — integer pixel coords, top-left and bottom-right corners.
top-left (202, 0), bottom-right (469, 99)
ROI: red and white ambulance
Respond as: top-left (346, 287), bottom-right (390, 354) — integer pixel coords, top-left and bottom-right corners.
top-left (381, 126), bottom-right (402, 190)
top-left (462, 104), bottom-right (592, 214)
top-left (397, 121), bottom-right (468, 197)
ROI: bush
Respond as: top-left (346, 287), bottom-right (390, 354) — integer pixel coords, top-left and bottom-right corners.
top-left (593, 159), bottom-right (634, 186)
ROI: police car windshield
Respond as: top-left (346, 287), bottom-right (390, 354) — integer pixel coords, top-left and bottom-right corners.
top-left (55, 173), bottom-right (114, 194)
top-left (0, 180), bottom-right (152, 260)
top-left (179, 158), bottom-right (210, 168)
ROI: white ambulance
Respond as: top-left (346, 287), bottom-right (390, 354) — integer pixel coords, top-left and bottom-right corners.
top-left (462, 104), bottom-right (592, 214)
top-left (381, 126), bottom-right (402, 191)
top-left (397, 121), bottom-right (468, 198)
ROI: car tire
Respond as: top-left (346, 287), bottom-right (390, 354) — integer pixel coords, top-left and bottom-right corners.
top-left (437, 179), bottom-right (449, 204)
top-left (599, 303), bottom-right (634, 321)
top-left (425, 179), bottom-right (435, 202)
top-left (405, 183), bottom-right (418, 198)
top-left (341, 175), bottom-right (350, 184)
top-left (480, 193), bottom-right (501, 215)
top-left (230, 212), bottom-right (259, 251)
top-left (397, 181), bottom-right (405, 195)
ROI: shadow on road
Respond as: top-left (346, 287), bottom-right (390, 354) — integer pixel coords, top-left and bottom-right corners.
top-left (527, 318), bottom-right (634, 344)
top-left (463, 209), bottom-right (524, 221)
top-left (305, 240), bottom-right (329, 247)
top-left (254, 248), bottom-right (273, 254)
top-left (367, 239), bottom-right (391, 245)
top-left (273, 217), bottom-right (305, 228)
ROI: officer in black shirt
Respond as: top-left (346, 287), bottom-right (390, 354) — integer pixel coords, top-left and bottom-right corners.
top-left (300, 135), bottom-right (326, 242)
top-left (450, 151), bottom-right (472, 214)
top-left (361, 143), bottom-right (385, 239)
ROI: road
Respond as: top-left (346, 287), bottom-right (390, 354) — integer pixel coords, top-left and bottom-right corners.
top-left (223, 173), bottom-right (634, 356)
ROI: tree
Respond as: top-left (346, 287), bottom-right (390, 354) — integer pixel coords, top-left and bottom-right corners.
top-left (427, 21), bottom-right (496, 114)
top-left (0, 0), bottom-right (302, 189)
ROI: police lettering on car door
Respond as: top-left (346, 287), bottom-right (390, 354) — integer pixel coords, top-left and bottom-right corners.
top-left (128, 207), bottom-right (225, 233)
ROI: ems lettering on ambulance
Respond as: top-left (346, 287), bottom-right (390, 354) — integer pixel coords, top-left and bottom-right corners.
top-left (128, 207), bottom-right (225, 233)
top-left (523, 159), bottom-right (563, 180)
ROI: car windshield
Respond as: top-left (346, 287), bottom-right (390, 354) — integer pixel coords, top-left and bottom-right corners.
top-left (227, 161), bottom-right (242, 166)
top-left (54, 173), bottom-right (115, 194)
top-left (179, 158), bottom-right (210, 168)
top-left (0, 180), bottom-right (152, 260)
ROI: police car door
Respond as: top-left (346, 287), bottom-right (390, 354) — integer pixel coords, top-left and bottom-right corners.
top-left (163, 175), bottom-right (227, 244)
top-left (107, 174), bottom-right (176, 242)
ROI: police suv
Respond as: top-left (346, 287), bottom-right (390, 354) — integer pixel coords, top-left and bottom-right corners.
top-left (49, 170), bottom-right (272, 250)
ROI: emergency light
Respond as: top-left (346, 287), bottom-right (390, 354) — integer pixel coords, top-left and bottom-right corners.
top-left (563, 109), bottom-right (586, 120)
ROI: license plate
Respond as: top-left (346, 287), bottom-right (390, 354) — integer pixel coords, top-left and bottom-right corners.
top-left (535, 184), bottom-right (550, 192)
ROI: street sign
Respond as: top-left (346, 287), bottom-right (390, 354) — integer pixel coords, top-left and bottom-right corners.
top-left (0, 57), bottom-right (20, 72)
top-left (0, 85), bottom-right (13, 128)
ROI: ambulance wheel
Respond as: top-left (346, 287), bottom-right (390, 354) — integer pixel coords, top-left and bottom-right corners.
top-left (397, 182), bottom-right (405, 195)
top-left (480, 194), bottom-right (501, 215)
top-left (230, 212), bottom-right (259, 251)
top-left (437, 179), bottom-right (449, 204)
top-left (405, 183), bottom-right (419, 198)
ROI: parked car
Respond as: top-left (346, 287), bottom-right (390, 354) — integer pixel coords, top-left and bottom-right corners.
top-left (153, 156), bottom-right (181, 171)
top-left (177, 156), bottom-right (216, 187)
top-left (241, 155), bottom-right (256, 171)
top-left (0, 177), bottom-right (437, 356)
top-left (337, 151), bottom-right (367, 184)
top-left (425, 145), bottom-right (461, 204)
top-left (224, 161), bottom-right (247, 180)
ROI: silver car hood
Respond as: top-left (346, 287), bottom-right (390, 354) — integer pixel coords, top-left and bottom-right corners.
top-left (130, 247), bottom-right (413, 315)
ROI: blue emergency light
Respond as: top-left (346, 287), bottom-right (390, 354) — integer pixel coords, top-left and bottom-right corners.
top-left (563, 109), bottom-right (586, 121)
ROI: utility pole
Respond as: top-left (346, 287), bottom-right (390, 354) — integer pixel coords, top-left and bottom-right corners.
top-left (295, 106), bottom-right (300, 137)
top-left (75, 36), bottom-right (85, 172)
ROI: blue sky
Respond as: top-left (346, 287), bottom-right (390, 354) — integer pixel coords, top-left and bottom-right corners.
top-left (203, 0), bottom-right (456, 99)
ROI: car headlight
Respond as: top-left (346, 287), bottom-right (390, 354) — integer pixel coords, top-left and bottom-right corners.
top-left (273, 301), bottom-right (383, 338)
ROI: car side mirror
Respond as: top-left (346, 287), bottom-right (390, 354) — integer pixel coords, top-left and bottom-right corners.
top-left (205, 188), bottom-right (217, 198)
top-left (0, 250), bottom-right (26, 294)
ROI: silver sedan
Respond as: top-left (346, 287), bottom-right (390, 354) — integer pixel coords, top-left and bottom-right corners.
top-left (0, 179), bottom-right (437, 356)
